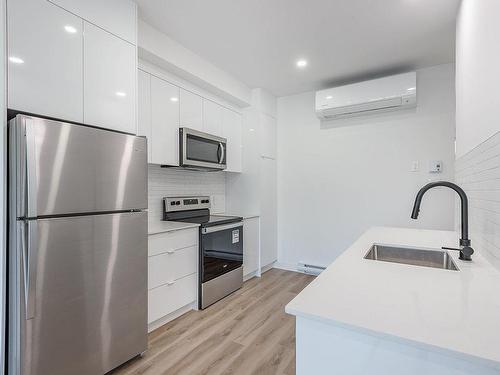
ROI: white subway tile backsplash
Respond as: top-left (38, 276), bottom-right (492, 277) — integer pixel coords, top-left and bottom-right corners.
top-left (148, 165), bottom-right (226, 226)
top-left (456, 130), bottom-right (500, 270)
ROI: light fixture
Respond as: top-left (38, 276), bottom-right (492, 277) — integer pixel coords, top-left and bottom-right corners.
top-left (326, 95), bottom-right (333, 100)
top-left (115, 91), bottom-right (126, 97)
top-left (249, 128), bottom-right (255, 132)
top-left (296, 59), bottom-right (308, 68)
top-left (64, 25), bottom-right (77, 34)
top-left (170, 97), bottom-right (179, 102)
top-left (9, 56), bottom-right (24, 64)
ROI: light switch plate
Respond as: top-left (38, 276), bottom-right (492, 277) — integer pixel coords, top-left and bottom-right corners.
top-left (429, 160), bottom-right (443, 173)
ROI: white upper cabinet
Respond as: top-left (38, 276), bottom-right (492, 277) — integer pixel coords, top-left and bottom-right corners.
top-left (151, 76), bottom-right (180, 166)
top-left (260, 114), bottom-right (277, 159)
top-left (84, 22), bottom-right (136, 134)
top-left (138, 70), bottom-right (152, 163)
top-left (7, 0), bottom-right (83, 123)
top-left (48, 0), bottom-right (137, 44)
top-left (202, 99), bottom-right (223, 136)
top-left (222, 109), bottom-right (243, 173)
top-left (180, 89), bottom-right (203, 131)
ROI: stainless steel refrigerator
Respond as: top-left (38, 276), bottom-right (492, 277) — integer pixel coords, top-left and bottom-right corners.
top-left (7, 115), bottom-right (148, 375)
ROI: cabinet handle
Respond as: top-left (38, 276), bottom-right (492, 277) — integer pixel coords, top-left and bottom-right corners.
top-left (167, 250), bottom-right (175, 255)
top-left (167, 281), bottom-right (175, 286)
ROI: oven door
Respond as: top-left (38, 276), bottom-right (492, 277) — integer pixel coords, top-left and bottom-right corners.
top-left (180, 127), bottom-right (227, 170)
top-left (201, 222), bottom-right (243, 283)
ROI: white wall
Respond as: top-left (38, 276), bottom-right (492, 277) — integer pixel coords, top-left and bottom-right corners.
top-left (455, 0), bottom-right (500, 270)
top-left (455, 0), bottom-right (500, 158)
top-left (277, 64), bottom-right (456, 268)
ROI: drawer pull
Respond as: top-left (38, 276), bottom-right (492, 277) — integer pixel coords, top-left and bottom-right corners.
top-left (167, 250), bottom-right (175, 255)
top-left (167, 281), bottom-right (175, 286)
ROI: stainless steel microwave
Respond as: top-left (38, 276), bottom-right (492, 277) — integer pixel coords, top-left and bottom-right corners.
top-left (179, 127), bottom-right (227, 171)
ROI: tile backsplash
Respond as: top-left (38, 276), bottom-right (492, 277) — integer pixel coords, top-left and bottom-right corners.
top-left (148, 165), bottom-right (226, 225)
top-left (456, 130), bottom-right (500, 271)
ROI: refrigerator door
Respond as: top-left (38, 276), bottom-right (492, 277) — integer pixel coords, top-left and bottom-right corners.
top-left (11, 115), bottom-right (147, 218)
top-left (9, 212), bottom-right (147, 375)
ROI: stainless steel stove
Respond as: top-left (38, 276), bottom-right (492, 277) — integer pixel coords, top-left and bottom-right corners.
top-left (163, 196), bottom-right (243, 309)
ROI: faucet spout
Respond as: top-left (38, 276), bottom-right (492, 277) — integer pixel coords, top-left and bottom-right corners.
top-left (411, 181), bottom-right (473, 261)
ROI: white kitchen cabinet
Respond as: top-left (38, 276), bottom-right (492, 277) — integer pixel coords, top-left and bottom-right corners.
top-left (137, 70), bottom-right (152, 163)
top-left (148, 273), bottom-right (197, 324)
top-left (243, 217), bottom-right (260, 278)
top-left (222, 109), bottom-right (243, 173)
top-left (48, 0), bottom-right (137, 44)
top-left (147, 228), bottom-right (199, 327)
top-left (84, 22), bottom-right (136, 134)
top-left (151, 76), bottom-right (180, 166)
top-left (260, 158), bottom-right (278, 268)
top-left (7, 0), bottom-right (83, 123)
top-left (260, 113), bottom-right (277, 159)
top-left (180, 89), bottom-right (203, 131)
top-left (148, 245), bottom-right (198, 289)
top-left (202, 99), bottom-right (223, 136)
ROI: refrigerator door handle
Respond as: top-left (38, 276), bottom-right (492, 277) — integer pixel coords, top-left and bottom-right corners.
top-left (24, 221), bottom-right (38, 319)
top-left (25, 119), bottom-right (38, 218)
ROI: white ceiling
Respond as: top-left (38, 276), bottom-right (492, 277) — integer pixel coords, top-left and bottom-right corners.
top-left (136, 0), bottom-right (461, 97)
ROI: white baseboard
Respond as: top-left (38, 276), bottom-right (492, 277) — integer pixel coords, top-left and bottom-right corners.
top-left (273, 261), bottom-right (301, 273)
top-left (243, 270), bottom-right (259, 281)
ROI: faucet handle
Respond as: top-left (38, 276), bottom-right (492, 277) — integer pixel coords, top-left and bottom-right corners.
top-left (442, 246), bottom-right (474, 261)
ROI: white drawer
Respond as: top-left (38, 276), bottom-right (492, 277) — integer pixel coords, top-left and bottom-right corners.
top-left (148, 273), bottom-right (197, 324)
top-left (148, 245), bottom-right (198, 290)
top-left (148, 228), bottom-right (198, 257)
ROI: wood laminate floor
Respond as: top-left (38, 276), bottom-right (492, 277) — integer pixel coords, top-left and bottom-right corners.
top-left (111, 269), bottom-right (314, 375)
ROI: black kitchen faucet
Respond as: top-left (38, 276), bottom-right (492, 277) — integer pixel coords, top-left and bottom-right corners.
top-left (411, 181), bottom-right (474, 261)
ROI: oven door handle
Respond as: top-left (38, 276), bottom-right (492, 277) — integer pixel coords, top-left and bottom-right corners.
top-left (202, 222), bottom-right (242, 234)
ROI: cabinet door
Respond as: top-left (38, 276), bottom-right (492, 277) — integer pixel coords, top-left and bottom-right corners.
top-left (7, 0), bottom-right (83, 122)
top-left (260, 158), bottom-right (277, 267)
top-left (243, 217), bottom-right (260, 277)
top-left (137, 70), bottom-right (152, 163)
top-left (151, 76), bottom-right (180, 166)
top-left (179, 89), bottom-right (203, 131)
top-left (222, 109), bottom-right (243, 173)
top-left (84, 22), bottom-right (136, 134)
top-left (202, 99), bottom-right (223, 136)
top-left (48, 0), bottom-right (137, 44)
top-left (260, 114), bottom-right (277, 159)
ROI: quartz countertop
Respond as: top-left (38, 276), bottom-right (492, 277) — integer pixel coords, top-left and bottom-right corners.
top-left (148, 221), bottom-right (200, 235)
top-left (285, 226), bottom-right (500, 365)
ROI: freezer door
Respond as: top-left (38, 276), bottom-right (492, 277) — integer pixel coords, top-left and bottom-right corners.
top-left (10, 212), bottom-right (147, 375)
top-left (10, 115), bottom-right (147, 218)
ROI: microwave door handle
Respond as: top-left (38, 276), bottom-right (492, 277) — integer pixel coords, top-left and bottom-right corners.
top-left (217, 142), bottom-right (223, 164)
top-left (220, 143), bottom-right (225, 164)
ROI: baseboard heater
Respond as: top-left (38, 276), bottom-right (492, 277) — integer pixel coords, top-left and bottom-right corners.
top-left (297, 262), bottom-right (326, 276)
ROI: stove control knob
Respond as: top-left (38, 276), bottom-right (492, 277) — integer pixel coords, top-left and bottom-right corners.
top-left (175, 201), bottom-right (180, 205)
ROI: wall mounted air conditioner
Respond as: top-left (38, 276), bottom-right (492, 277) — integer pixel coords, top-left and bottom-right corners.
top-left (315, 72), bottom-right (417, 120)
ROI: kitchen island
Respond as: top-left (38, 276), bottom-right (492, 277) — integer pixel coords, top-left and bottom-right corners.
top-left (286, 227), bottom-right (500, 375)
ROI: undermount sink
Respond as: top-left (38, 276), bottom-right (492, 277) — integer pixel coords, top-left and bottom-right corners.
top-left (364, 244), bottom-right (459, 271)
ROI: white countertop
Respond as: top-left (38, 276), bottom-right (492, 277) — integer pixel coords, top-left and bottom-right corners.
top-left (286, 227), bottom-right (500, 365)
top-left (148, 221), bottom-right (200, 235)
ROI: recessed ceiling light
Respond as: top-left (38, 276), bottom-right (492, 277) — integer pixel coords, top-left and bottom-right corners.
top-left (64, 25), bottom-right (77, 33)
top-left (296, 59), bottom-right (308, 68)
top-left (170, 97), bottom-right (179, 102)
top-left (115, 91), bottom-right (126, 97)
top-left (249, 128), bottom-right (255, 132)
top-left (326, 95), bottom-right (333, 100)
top-left (9, 56), bottom-right (24, 64)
